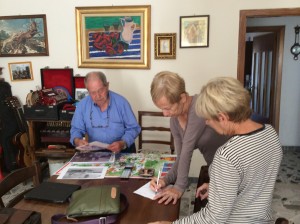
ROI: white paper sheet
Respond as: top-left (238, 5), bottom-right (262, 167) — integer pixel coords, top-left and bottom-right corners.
top-left (134, 181), bottom-right (156, 200)
top-left (75, 141), bottom-right (109, 151)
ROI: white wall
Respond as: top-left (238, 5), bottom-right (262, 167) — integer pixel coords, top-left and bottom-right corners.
top-left (1, 0), bottom-right (300, 177)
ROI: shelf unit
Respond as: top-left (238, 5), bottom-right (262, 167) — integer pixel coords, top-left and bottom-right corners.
top-left (27, 120), bottom-right (75, 160)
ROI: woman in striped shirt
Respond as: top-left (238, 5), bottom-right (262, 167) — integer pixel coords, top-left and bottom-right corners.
top-left (149, 77), bottom-right (282, 224)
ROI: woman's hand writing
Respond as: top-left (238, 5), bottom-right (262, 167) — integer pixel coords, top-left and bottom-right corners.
top-left (154, 187), bottom-right (182, 205)
top-left (150, 176), bottom-right (166, 193)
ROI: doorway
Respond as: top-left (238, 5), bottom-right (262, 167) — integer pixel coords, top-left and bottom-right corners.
top-left (237, 8), bottom-right (300, 133)
top-left (244, 26), bottom-right (284, 130)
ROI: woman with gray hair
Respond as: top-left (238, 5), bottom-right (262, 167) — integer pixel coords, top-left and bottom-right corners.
top-left (149, 77), bottom-right (282, 224)
top-left (149, 71), bottom-right (228, 205)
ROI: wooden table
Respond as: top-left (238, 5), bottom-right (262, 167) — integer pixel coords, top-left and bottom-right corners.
top-left (14, 176), bottom-right (180, 224)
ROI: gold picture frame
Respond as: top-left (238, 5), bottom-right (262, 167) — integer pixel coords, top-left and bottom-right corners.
top-left (180, 15), bottom-right (209, 48)
top-left (154, 33), bottom-right (176, 59)
top-left (8, 61), bottom-right (34, 81)
top-left (75, 5), bottom-right (151, 69)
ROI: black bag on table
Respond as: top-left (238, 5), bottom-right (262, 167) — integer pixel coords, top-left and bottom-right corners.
top-left (0, 208), bottom-right (41, 224)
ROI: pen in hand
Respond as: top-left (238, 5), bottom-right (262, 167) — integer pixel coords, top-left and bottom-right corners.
top-left (156, 170), bottom-right (161, 193)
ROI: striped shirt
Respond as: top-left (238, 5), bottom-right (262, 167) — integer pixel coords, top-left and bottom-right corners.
top-left (173, 124), bottom-right (282, 224)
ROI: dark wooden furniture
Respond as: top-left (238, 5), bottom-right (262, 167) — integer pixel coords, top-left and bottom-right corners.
top-left (27, 120), bottom-right (75, 161)
top-left (138, 111), bottom-right (174, 154)
top-left (193, 165), bottom-right (209, 212)
top-left (14, 176), bottom-right (180, 224)
top-left (0, 161), bottom-right (41, 207)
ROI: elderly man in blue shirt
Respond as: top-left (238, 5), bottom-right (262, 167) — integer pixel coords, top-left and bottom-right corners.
top-left (70, 71), bottom-right (141, 153)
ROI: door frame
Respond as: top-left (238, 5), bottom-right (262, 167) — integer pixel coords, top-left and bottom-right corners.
top-left (246, 26), bottom-right (284, 132)
top-left (237, 7), bottom-right (300, 133)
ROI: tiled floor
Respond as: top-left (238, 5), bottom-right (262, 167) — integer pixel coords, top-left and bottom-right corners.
top-left (180, 146), bottom-right (300, 223)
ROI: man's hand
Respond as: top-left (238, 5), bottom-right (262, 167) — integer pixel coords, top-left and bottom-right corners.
top-left (154, 186), bottom-right (183, 205)
top-left (107, 141), bottom-right (125, 153)
top-left (74, 138), bottom-right (88, 146)
top-left (196, 183), bottom-right (209, 200)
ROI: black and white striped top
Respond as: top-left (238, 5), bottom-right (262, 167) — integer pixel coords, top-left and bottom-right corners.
top-left (173, 124), bottom-right (282, 224)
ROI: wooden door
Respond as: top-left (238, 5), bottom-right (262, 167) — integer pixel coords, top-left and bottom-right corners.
top-left (250, 33), bottom-right (277, 124)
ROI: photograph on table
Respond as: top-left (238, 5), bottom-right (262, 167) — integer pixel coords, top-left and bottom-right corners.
top-left (57, 166), bottom-right (108, 179)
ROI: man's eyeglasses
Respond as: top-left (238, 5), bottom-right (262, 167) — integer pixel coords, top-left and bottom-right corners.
top-left (90, 105), bottom-right (109, 128)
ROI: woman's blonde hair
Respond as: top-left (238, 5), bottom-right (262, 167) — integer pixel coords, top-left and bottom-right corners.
top-left (196, 77), bottom-right (252, 122)
top-left (150, 71), bottom-right (186, 104)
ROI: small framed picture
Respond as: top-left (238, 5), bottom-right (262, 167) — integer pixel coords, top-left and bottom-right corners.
top-left (75, 88), bottom-right (89, 101)
top-left (8, 61), bottom-right (33, 81)
top-left (180, 15), bottom-right (209, 48)
top-left (154, 33), bottom-right (176, 59)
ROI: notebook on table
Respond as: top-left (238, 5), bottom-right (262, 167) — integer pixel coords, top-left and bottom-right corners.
top-left (24, 181), bottom-right (81, 203)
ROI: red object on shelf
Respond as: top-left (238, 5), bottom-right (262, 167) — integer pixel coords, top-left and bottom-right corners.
top-left (74, 76), bottom-right (85, 89)
top-left (41, 68), bottom-right (75, 98)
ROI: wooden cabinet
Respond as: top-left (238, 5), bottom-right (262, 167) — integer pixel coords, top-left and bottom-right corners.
top-left (27, 120), bottom-right (75, 160)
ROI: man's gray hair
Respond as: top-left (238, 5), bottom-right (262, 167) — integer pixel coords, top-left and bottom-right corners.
top-left (84, 71), bottom-right (108, 87)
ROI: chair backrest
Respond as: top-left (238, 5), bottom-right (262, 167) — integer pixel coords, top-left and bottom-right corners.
top-left (138, 111), bottom-right (174, 154)
top-left (0, 161), bottom-right (41, 207)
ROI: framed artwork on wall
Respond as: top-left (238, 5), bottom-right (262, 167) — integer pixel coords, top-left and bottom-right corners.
top-left (154, 33), bottom-right (176, 59)
top-left (0, 14), bottom-right (49, 57)
top-left (75, 5), bottom-right (151, 69)
top-left (180, 15), bottom-right (209, 48)
top-left (8, 61), bottom-right (34, 81)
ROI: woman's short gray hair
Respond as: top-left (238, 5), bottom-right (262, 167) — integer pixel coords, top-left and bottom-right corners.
top-left (196, 77), bottom-right (252, 122)
top-left (150, 71), bottom-right (186, 104)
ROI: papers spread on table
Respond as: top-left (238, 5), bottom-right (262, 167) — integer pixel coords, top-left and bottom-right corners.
top-left (54, 153), bottom-right (177, 180)
top-left (134, 181), bottom-right (156, 200)
top-left (70, 151), bottom-right (115, 164)
top-left (75, 141), bottom-right (109, 151)
top-left (57, 165), bottom-right (108, 179)
top-left (56, 151), bottom-right (114, 179)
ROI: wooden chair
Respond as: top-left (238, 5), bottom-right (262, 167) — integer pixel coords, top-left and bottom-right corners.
top-left (0, 161), bottom-right (41, 207)
top-left (138, 111), bottom-right (175, 154)
top-left (193, 165), bottom-right (209, 212)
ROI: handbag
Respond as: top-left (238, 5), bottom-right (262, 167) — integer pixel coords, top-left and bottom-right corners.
top-left (51, 185), bottom-right (128, 224)
top-left (0, 208), bottom-right (41, 224)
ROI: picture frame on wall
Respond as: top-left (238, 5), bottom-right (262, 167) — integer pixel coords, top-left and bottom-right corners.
top-left (0, 14), bottom-right (49, 57)
top-left (180, 15), bottom-right (209, 48)
top-left (154, 33), bottom-right (176, 59)
top-left (75, 5), bottom-right (151, 69)
top-left (8, 61), bottom-right (34, 81)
